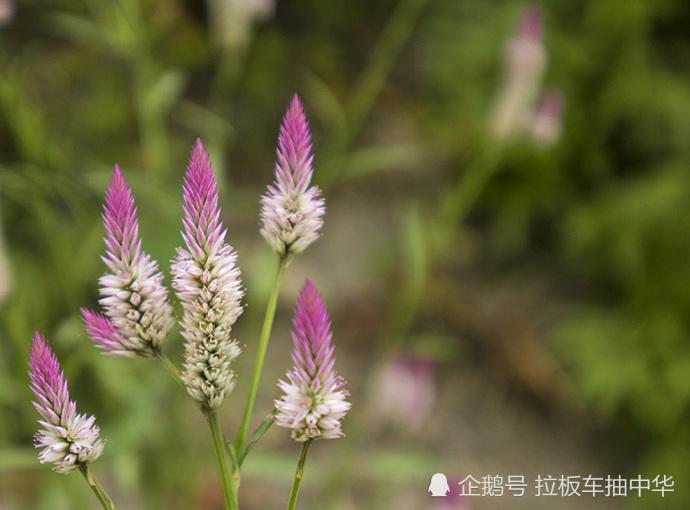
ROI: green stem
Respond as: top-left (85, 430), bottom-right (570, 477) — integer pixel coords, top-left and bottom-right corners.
top-left (207, 410), bottom-right (238, 510)
top-left (439, 145), bottom-right (504, 229)
top-left (345, 0), bottom-right (429, 143)
top-left (154, 350), bottom-right (185, 390)
top-left (225, 441), bottom-right (241, 497)
top-left (286, 440), bottom-right (312, 510)
top-left (79, 464), bottom-right (115, 510)
top-left (236, 259), bottom-right (286, 452)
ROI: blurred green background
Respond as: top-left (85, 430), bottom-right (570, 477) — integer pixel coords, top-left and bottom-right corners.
top-left (1, 0), bottom-right (689, 509)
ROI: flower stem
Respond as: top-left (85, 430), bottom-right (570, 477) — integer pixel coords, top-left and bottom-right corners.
top-left (236, 259), bottom-right (286, 452)
top-left (286, 440), bottom-right (312, 510)
top-left (154, 350), bottom-right (185, 390)
top-left (225, 441), bottom-right (241, 497)
top-left (207, 410), bottom-right (238, 510)
top-left (439, 144), bottom-right (504, 228)
top-left (79, 464), bottom-right (115, 510)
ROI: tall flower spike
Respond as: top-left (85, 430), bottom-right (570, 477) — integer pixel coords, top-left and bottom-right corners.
top-left (29, 332), bottom-right (105, 473)
top-left (172, 139), bottom-right (244, 409)
top-left (275, 280), bottom-right (350, 441)
top-left (82, 166), bottom-right (174, 357)
top-left (260, 95), bottom-right (325, 258)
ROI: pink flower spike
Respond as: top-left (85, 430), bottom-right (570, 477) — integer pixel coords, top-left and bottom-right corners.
top-left (277, 95), bottom-right (314, 190)
top-left (80, 308), bottom-right (133, 357)
top-left (29, 332), bottom-right (105, 474)
top-left (88, 166), bottom-right (174, 357)
top-left (102, 165), bottom-right (141, 272)
top-left (260, 94), bottom-right (325, 258)
top-left (172, 139), bottom-right (244, 409)
top-left (180, 139), bottom-right (225, 261)
top-left (275, 280), bottom-right (350, 442)
top-left (490, 5), bottom-right (547, 141)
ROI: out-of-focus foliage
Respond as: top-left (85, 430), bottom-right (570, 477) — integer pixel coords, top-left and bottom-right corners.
top-left (0, 0), bottom-right (689, 509)
top-left (418, 1), bottom-right (690, 508)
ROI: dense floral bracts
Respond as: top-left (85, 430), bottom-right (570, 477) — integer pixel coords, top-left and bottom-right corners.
top-left (172, 139), bottom-right (244, 409)
top-left (275, 280), bottom-right (350, 441)
top-left (29, 332), bottom-right (105, 474)
top-left (260, 95), bottom-right (325, 258)
top-left (81, 309), bottom-right (129, 357)
top-left (82, 166), bottom-right (174, 357)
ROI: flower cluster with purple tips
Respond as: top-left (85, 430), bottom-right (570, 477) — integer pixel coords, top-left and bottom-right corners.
top-left (171, 140), bottom-right (245, 408)
top-left (29, 333), bottom-right (105, 473)
top-left (275, 280), bottom-right (351, 441)
top-left (81, 166), bottom-right (174, 357)
top-left (260, 95), bottom-right (325, 258)
top-left (28, 95), bottom-right (349, 493)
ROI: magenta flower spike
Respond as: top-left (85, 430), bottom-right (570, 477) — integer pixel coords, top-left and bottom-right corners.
top-left (260, 95), bottom-right (325, 258)
top-left (171, 139), bottom-right (244, 409)
top-left (82, 166), bottom-right (173, 357)
top-left (490, 5), bottom-right (547, 140)
top-left (29, 332), bottom-right (105, 474)
top-left (275, 280), bottom-right (350, 441)
top-left (81, 308), bottom-right (129, 357)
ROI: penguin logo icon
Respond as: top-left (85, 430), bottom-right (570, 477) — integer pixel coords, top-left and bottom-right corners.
top-left (428, 473), bottom-right (450, 497)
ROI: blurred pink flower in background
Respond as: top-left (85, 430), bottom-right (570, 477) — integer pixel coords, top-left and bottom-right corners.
top-left (208, 0), bottom-right (275, 49)
top-left (372, 355), bottom-right (436, 433)
top-left (531, 88), bottom-right (563, 146)
top-left (490, 6), bottom-right (546, 141)
top-left (0, 0), bottom-right (14, 27)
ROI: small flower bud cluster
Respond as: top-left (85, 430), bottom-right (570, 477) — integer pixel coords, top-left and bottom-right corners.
top-left (29, 333), bottom-right (105, 473)
top-left (275, 280), bottom-right (350, 441)
top-left (260, 95), bottom-right (325, 258)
